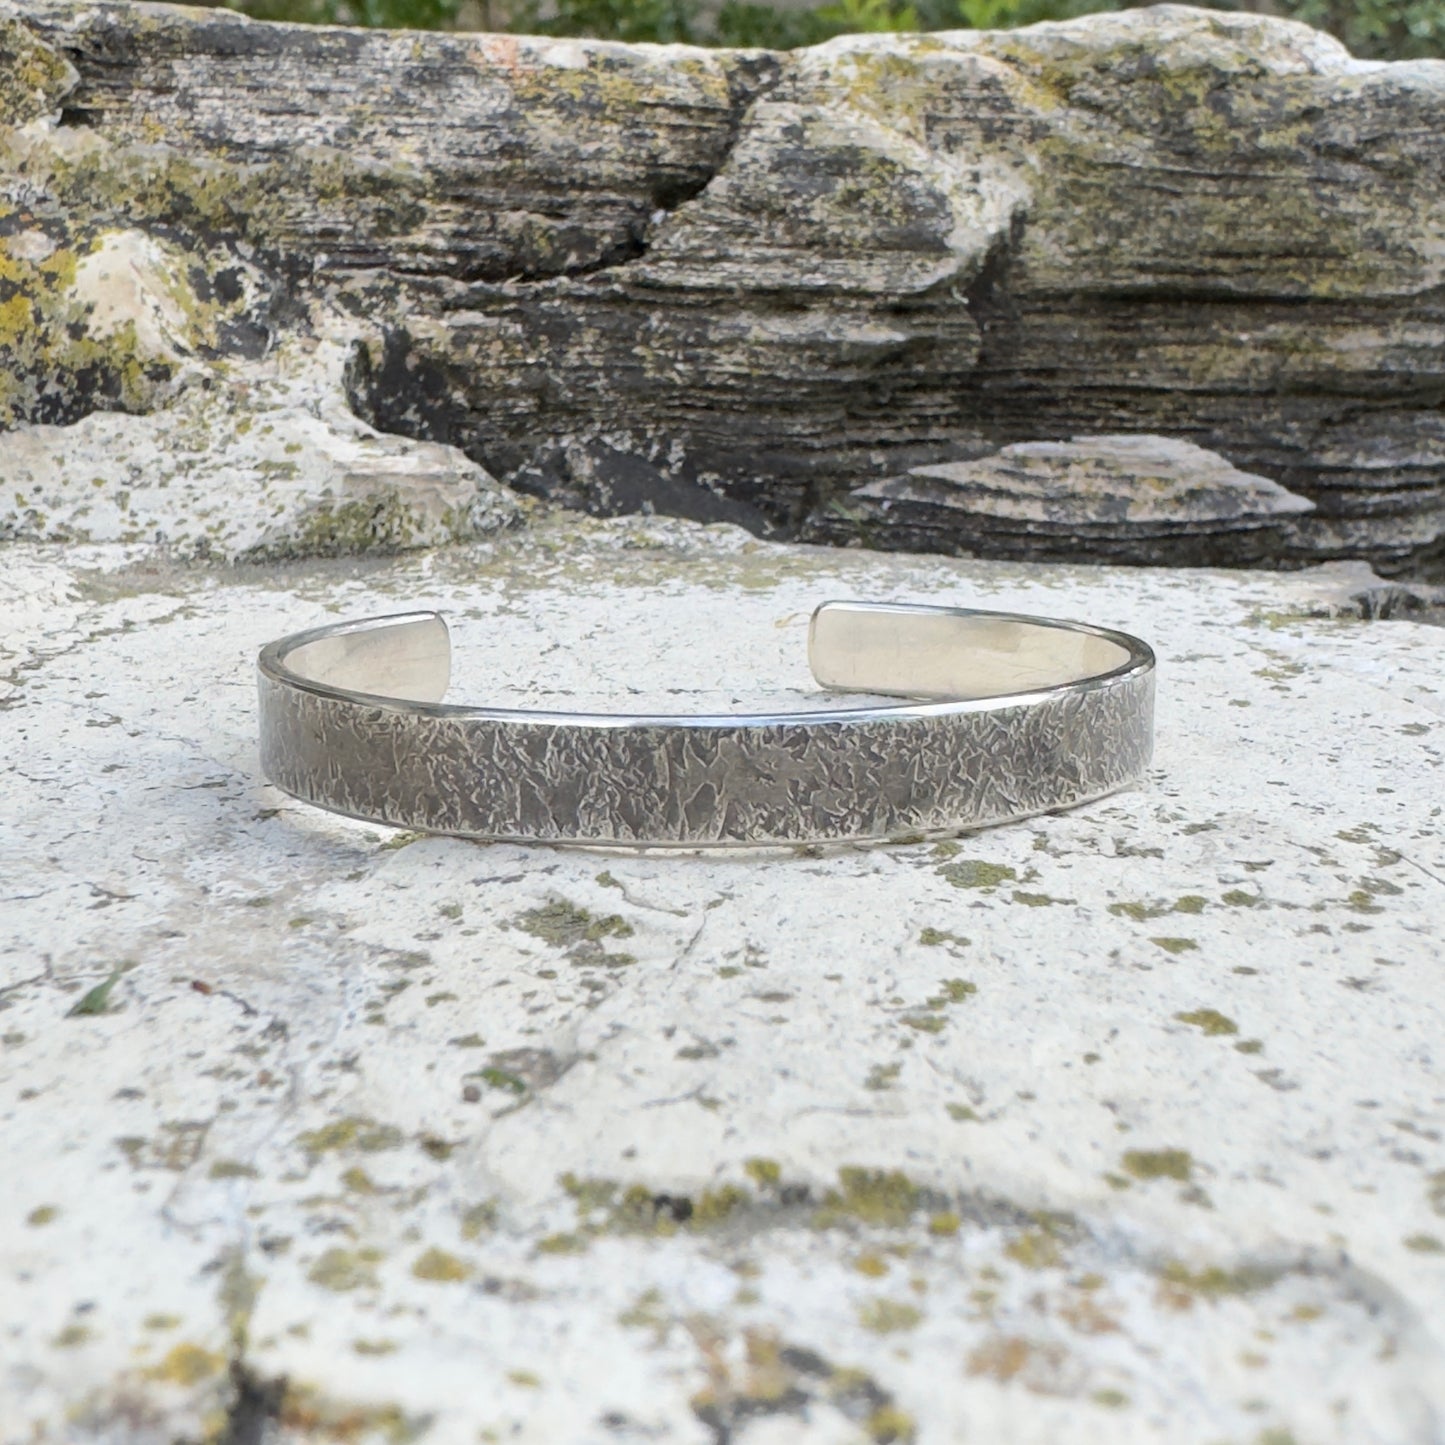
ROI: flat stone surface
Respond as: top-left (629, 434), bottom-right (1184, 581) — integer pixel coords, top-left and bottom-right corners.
top-left (2, 514), bottom-right (1443, 1444)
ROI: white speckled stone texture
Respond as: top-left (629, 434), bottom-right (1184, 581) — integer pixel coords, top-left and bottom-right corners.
top-left (2, 337), bottom-right (519, 559)
top-left (2, 515), bottom-right (1443, 1445)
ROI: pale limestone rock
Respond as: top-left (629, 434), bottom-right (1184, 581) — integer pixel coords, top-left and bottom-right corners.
top-left (845, 435), bottom-right (1317, 563)
top-left (904, 437), bottom-right (1312, 522)
top-left (2, 515), bottom-right (1442, 1443)
top-left (1, 339), bottom-right (520, 557)
top-left (70, 230), bottom-right (207, 362)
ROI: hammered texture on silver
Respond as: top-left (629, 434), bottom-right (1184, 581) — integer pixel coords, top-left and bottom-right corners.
top-left (258, 672), bottom-right (1154, 845)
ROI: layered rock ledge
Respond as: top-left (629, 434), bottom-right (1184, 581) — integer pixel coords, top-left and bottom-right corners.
top-left (1, 1), bottom-right (1443, 570)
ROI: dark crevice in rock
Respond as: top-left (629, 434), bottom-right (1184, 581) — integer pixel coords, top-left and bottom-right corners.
top-left (1056, 285), bottom-right (1323, 308)
top-left (663, 52), bottom-right (784, 215)
top-left (345, 329), bottom-right (470, 452)
top-left (708, 50), bottom-right (785, 193)
top-left (1351, 577), bottom-right (1445, 618)
top-left (216, 1362), bottom-right (287, 1445)
top-left (650, 1192), bottom-right (695, 1224)
top-left (345, 313), bottom-right (784, 535)
top-left (686, 1331), bottom-right (909, 1445)
top-left (512, 439), bottom-right (778, 534)
top-left (547, 225), bottom-right (651, 281)
top-left (498, 52), bottom-right (784, 285)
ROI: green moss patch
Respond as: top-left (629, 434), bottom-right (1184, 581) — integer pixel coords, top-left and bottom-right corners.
top-left (1150, 937), bottom-right (1198, 955)
top-left (296, 1117), bottom-right (403, 1154)
top-left (412, 1247), bottom-right (470, 1281)
top-left (0, 23), bottom-right (74, 127)
top-left (515, 898), bottom-right (637, 966)
top-left (1174, 1008), bottom-right (1238, 1036)
top-left (144, 1341), bottom-right (225, 1385)
top-left (857, 1298), bottom-right (922, 1333)
top-left (817, 1168), bottom-right (922, 1228)
top-left (1157, 1259), bottom-right (1282, 1299)
top-left (1005, 1229), bottom-right (1063, 1269)
top-left (939, 860), bottom-right (1017, 889)
top-left (1121, 1149), bottom-right (1193, 1182)
top-left (307, 1247), bottom-right (382, 1292)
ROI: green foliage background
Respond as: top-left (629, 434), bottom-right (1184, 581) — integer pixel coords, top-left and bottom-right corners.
top-left (213, 0), bottom-right (1444, 59)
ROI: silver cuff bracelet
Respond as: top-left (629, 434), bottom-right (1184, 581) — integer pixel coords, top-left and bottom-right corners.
top-left (257, 602), bottom-right (1155, 848)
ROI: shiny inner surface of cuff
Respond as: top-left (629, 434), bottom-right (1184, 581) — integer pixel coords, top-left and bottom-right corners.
top-left (273, 602), bottom-right (1140, 712)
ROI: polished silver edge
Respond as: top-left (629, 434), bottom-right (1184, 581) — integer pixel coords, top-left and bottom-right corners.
top-left (249, 775), bottom-right (1154, 852)
top-left (258, 602), bottom-right (1156, 728)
